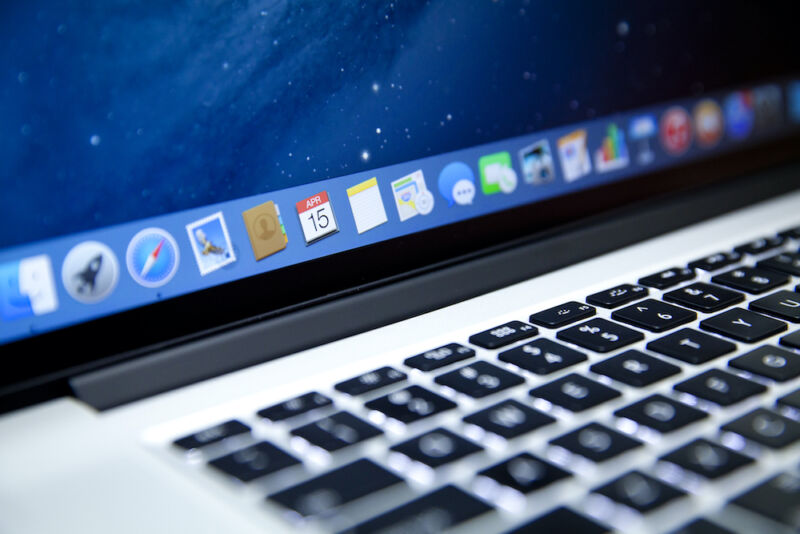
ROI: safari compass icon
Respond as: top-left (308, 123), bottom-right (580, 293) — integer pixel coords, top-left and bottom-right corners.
top-left (126, 228), bottom-right (180, 288)
top-left (61, 241), bottom-right (119, 303)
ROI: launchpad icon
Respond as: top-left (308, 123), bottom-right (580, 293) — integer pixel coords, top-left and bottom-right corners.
top-left (62, 241), bottom-right (119, 303)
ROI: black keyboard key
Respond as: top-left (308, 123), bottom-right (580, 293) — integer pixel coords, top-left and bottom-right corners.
top-left (586, 283), bottom-right (648, 309)
top-left (334, 367), bottom-right (406, 396)
top-left (638, 267), bottom-right (695, 289)
top-left (529, 301), bottom-right (596, 328)
top-left (711, 267), bottom-right (789, 294)
top-left (590, 350), bottom-right (681, 387)
top-left (614, 394), bottom-right (707, 433)
top-left (434, 361), bottom-right (524, 398)
top-left (550, 422), bottom-right (642, 462)
top-left (734, 235), bottom-right (785, 255)
top-left (675, 369), bottom-right (767, 406)
top-left (290, 412), bottom-right (382, 452)
top-left (390, 428), bottom-right (482, 468)
top-left (209, 442), bottom-right (300, 482)
top-left (758, 252), bottom-right (800, 276)
top-left (463, 399), bottom-right (555, 439)
top-left (530, 373), bottom-right (620, 412)
top-left (778, 388), bottom-right (800, 410)
top-left (478, 453), bottom-right (570, 494)
top-left (557, 318), bottom-right (644, 353)
top-left (700, 308), bottom-right (787, 342)
top-left (174, 420), bottom-right (250, 450)
top-left (499, 338), bottom-right (587, 375)
top-left (661, 438), bottom-right (753, 479)
top-left (780, 329), bottom-right (800, 350)
top-left (269, 458), bottom-right (402, 517)
top-left (595, 471), bottom-right (685, 513)
top-left (663, 282), bottom-right (745, 313)
top-left (779, 226), bottom-right (800, 239)
top-left (733, 472), bottom-right (800, 528)
top-left (365, 385), bottom-right (456, 424)
top-left (508, 507), bottom-right (610, 534)
top-left (257, 392), bottom-right (332, 422)
top-left (730, 345), bottom-right (800, 382)
top-left (670, 518), bottom-right (734, 534)
top-left (689, 251), bottom-right (742, 272)
top-left (403, 343), bottom-right (475, 372)
top-left (647, 328), bottom-right (736, 364)
top-left (344, 485), bottom-right (492, 534)
top-left (612, 299), bottom-right (696, 332)
top-left (721, 408), bottom-right (800, 448)
top-left (750, 290), bottom-right (800, 322)
top-left (468, 320), bottom-right (537, 349)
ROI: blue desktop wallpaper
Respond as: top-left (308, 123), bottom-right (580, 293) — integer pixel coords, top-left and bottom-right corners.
top-left (0, 1), bottom-right (795, 248)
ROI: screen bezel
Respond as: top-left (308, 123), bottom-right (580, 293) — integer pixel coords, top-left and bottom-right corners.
top-left (3, 131), bottom-right (800, 407)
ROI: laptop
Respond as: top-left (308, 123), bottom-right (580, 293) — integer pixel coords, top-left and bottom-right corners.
top-left (2, 3), bottom-right (800, 533)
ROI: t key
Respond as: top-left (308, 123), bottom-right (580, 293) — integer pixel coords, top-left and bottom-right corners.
top-left (647, 328), bottom-right (736, 364)
top-left (611, 299), bottom-right (696, 332)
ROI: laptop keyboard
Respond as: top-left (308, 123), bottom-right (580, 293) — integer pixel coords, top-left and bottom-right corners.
top-left (162, 225), bottom-right (800, 533)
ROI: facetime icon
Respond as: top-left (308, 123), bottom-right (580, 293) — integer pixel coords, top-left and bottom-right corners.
top-left (242, 200), bottom-right (288, 261)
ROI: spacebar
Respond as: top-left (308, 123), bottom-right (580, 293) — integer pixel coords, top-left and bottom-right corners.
top-left (268, 458), bottom-right (403, 518)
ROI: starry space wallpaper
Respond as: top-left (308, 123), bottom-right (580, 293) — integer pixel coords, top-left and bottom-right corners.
top-left (1, 1), bottom-right (796, 248)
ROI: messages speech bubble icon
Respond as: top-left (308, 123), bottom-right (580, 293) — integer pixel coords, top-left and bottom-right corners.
top-left (438, 162), bottom-right (476, 206)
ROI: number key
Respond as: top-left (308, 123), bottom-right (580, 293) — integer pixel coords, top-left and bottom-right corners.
top-left (734, 236), bottom-right (785, 255)
top-left (688, 251), bottom-right (742, 272)
top-left (663, 282), bottom-right (744, 312)
top-left (586, 283), bottom-right (648, 309)
top-left (529, 301), bottom-right (595, 328)
top-left (335, 366), bottom-right (406, 396)
top-left (469, 321), bottom-right (537, 349)
top-left (404, 343), bottom-right (475, 372)
top-left (557, 318), bottom-right (644, 353)
top-left (612, 299), bottom-right (696, 332)
top-left (638, 267), bottom-right (695, 289)
top-left (712, 266), bottom-right (789, 294)
top-left (758, 252), bottom-right (800, 276)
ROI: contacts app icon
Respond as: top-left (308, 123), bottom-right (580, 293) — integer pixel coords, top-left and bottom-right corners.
top-left (242, 200), bottom-right (288, 261)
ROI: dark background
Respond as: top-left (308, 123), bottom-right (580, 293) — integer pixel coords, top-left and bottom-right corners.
top-left (1, 0), bottom-right (797, 248)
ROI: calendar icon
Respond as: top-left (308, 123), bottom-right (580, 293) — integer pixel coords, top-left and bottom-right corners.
top-left (296, 191), bottom-right (339, 244)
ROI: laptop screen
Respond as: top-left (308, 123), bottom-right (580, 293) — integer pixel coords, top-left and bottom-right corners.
top-left (1, 3), bottom-right (799, 389)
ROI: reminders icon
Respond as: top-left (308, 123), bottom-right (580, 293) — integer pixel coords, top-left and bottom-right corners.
top-left (347, 177), bottom-right (388, 234)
